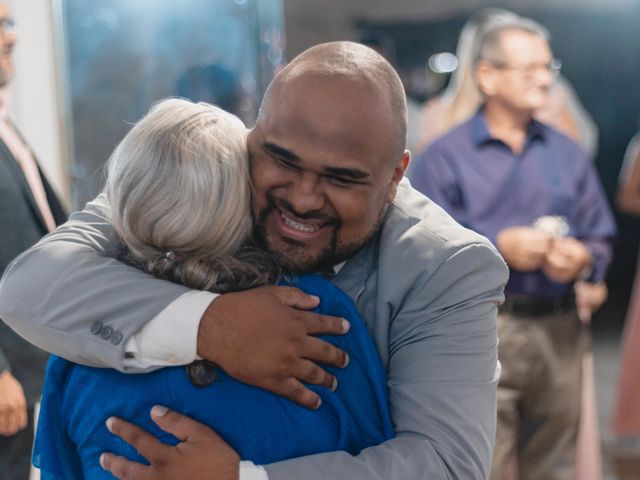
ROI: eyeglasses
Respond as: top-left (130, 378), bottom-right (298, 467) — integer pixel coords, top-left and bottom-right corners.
top-left (487, 58), bottom-right (562, 78)
top-left (0, 17), bottom-right (15, 36)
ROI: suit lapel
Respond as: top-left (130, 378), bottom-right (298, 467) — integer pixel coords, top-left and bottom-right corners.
top-left (0, 137), bottom-right (49, 231)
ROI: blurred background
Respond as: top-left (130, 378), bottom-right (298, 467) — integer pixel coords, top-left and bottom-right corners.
top-left (5, 0), bottom-right (640, 476)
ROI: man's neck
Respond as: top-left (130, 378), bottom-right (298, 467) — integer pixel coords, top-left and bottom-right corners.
top-left (483, 101), bottom-right (534, 155)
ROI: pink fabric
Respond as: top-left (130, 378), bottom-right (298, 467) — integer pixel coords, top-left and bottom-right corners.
top-left (0, 92), bottom-right (55, 232)
top-left (575, 354), bottom-right (603, 480)
top-left (613, 258), bottom-right (640, 436)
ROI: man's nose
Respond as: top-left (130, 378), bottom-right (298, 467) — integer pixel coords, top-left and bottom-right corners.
top-left (2, 31), bottom-right (16, 46)
top-left (288, 173), bottom-right (325, 214)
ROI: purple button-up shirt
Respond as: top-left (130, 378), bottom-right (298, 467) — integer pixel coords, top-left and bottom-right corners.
top-left (409, 111), bottom-right (616, 298)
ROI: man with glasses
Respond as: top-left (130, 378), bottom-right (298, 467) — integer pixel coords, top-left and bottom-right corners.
top-left (0, 2), bottom-right (66, 478)
top-left (409, 15), bottom-right (615, 480)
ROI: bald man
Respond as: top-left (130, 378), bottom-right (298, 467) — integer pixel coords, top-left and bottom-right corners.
top-left (0, 42), bottom-right (507, 479)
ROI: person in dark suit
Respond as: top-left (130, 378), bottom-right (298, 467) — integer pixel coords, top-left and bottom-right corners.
top-left (0, 2), bottom-right (66, 478)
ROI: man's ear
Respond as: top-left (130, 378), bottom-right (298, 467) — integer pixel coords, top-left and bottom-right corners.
top-left (475, 61), bottom-right (496, 97)
top-left (386, 150), bottom-right (411, 203)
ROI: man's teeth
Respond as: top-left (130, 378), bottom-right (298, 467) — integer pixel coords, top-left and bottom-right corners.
top-left (281, 212), bottom-right (321, 233)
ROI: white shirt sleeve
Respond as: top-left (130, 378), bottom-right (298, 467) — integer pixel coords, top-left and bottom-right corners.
top-left (122, 291), bottom-right (218, 369)
top-left (240, 461), bottom-right (269, 480)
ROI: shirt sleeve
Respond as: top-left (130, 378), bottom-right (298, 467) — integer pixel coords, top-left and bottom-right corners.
top-left (407, 146), bottom-right (469, 228)
top-left (239, 461), bottom-right (269, 480)
top-left (123, 291), bottom-right (217, 369)
top-left (572, 157), bottom-right (617, 282)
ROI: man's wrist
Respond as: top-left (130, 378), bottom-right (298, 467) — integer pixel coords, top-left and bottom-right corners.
top-left (196, 293), bottom-right (229, 363)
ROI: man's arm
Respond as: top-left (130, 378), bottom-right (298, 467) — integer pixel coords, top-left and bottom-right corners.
top-left (0, 195), bottom-right (191, 371)
top-left (0, 195), bottom-right (348, 406)
top-left (103, 241), bottom-right (508, 479)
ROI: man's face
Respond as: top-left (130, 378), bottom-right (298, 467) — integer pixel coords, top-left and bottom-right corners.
top-left (0, 3), bottom-right (15, 88)
top-left (480, 30), bottom-right (554, 113)
top-left (247, 74), bottom-right (407, 273)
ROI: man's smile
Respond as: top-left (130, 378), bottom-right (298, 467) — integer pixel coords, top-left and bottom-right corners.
top-left (274, 208), bottom-right (334, 242)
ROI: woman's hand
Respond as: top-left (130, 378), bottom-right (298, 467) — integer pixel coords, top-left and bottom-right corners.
top-left (101, 406), bottom-right (240, 480)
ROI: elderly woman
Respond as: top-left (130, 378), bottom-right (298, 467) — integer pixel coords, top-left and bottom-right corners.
top-left (32, 99), bottom-right (393, 479)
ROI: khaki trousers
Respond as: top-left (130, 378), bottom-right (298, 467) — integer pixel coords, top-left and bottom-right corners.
top-left (490, 308), bottom-right (589, 480)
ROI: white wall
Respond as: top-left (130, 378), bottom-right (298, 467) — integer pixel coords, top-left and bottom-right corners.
top-left (5, 0), bottom-right (69, 206)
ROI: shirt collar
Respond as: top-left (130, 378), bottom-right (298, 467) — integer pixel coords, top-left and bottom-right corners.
top-left (470, 108), bottom-right (546, 147)
top-left (332, 261), bottom-right (346, 275)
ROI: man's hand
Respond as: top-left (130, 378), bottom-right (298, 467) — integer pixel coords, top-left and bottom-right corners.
top-left (574, 281), bottom-right (608, 324)
top-left (0, 370), bottom-right (27, 436)
top-left (198, 286), bottom-right (350, 409)
top-left (496, 227), bottom-right (552, 271)
top-left (543, 237), bottom-right (591, 284)
top-left (101, 406), bottom-right (239, 480)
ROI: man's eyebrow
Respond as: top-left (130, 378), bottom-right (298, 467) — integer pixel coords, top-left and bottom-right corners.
top-left (262, 142), bottom-right (300, 162)
top-left (263, 141), bottom-right (370, 180)
top-left (323, 166), bottom-right (370, 180)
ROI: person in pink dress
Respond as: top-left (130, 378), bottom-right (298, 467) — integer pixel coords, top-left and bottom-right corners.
top-left (612, 131), bottom-right (640, 478)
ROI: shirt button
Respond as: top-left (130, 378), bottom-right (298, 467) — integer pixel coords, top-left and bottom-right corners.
top-left (91, 321), bottom-right (103, 335)
top-left (100, 325), bottom-right (114, 340)
top-left (110, 331), bottom-right (123, 345)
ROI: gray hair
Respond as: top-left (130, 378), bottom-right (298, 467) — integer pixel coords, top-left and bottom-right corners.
top-left (106, 98), bottom-right (280, 292)
top-left (440, 9), bottom-right (520, 129)
top-left (472, 15), bottom-right (551, 67)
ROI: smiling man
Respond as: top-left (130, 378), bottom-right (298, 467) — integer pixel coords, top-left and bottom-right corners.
top-left (249, 55), bottom-right (406, 274)
top-left (0, 42), bottom-right (508, 479)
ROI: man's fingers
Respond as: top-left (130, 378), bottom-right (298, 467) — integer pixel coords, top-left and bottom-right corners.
top-left (0, 411), bottom-right (11, 436)
top-left (6, 409), bottom-right (19, 435)
top-left (305, 312), bottom-right (350, 336)
top-left (294, 359), bottom-right (337, 390)
top-left (100, 452), bottom-right (153, 480)
top-left (106, 417), bottom-right (170, 464)
top-left (277, 378), bottom-right (322, 410)
top-left (276, 287), bottom-right (320, 310)
top-left (302, 336), bottom-right (350, 369)
top-left (16, 404), bottom-right (27, 432)
top-left (150, 405), bottom-right (217, 443)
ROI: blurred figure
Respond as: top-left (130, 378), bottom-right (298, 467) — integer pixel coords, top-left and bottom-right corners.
top-left (176, 63), bottom-right (241, 114)
top-left (409, 14), bottom-right (616, 480)
top-left (612, 130), bottom-right (640, 479)
top-left (416, 8), bottom-right (598, 157)
top-left (0, 2), bottom-right (66, 478)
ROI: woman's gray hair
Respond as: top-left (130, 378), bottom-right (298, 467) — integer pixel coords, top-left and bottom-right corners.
top-left (106, 98), bottom-right (280, 292)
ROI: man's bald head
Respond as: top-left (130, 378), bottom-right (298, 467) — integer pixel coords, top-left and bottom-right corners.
top-left (260, 41), bottom-right (408, 158)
